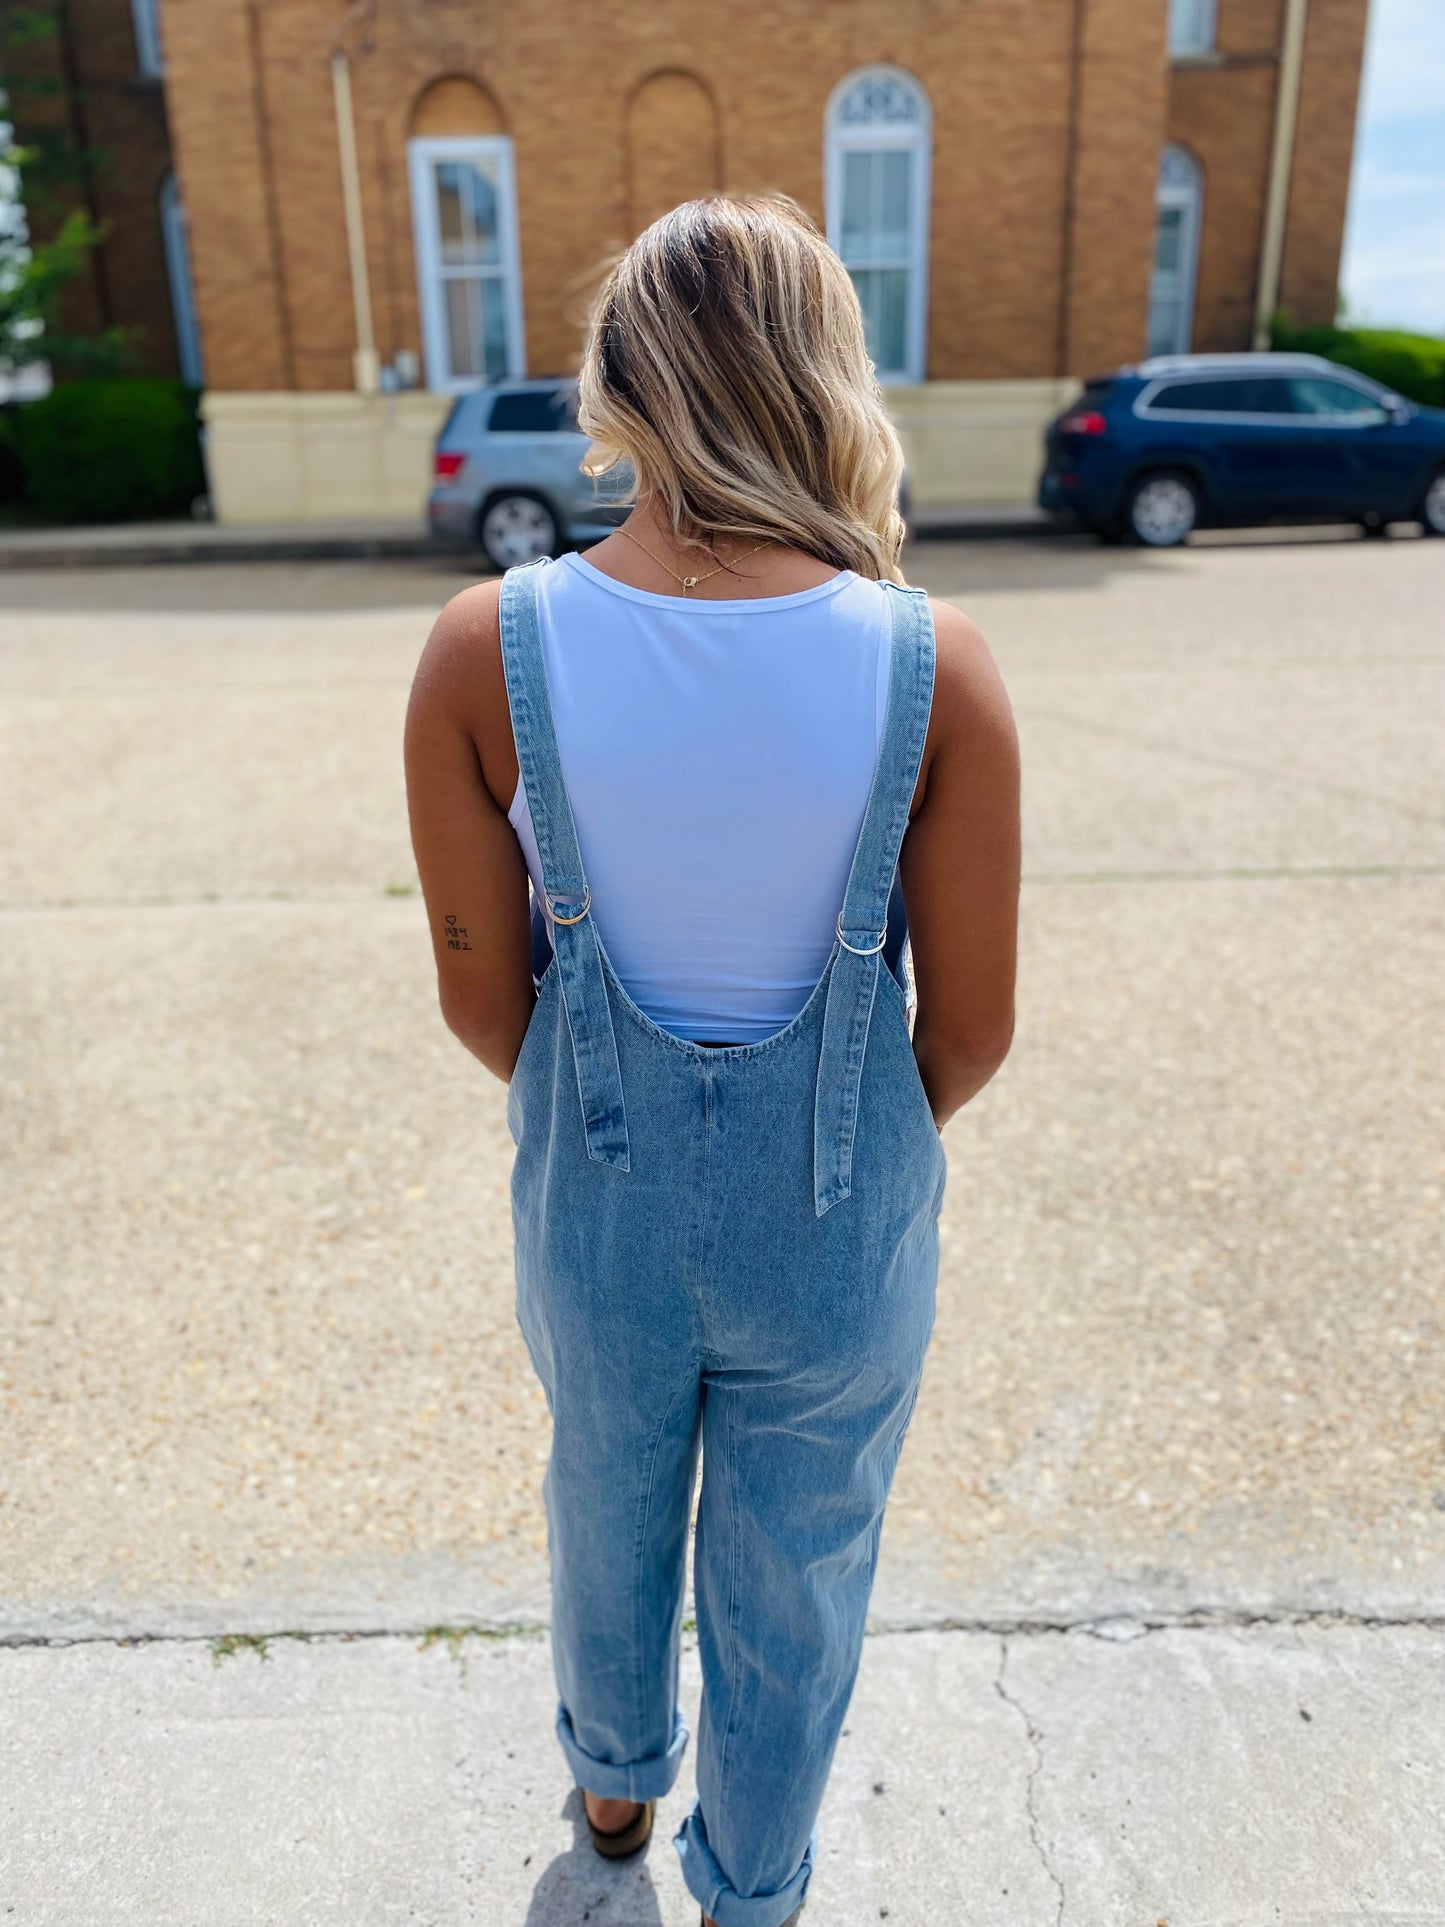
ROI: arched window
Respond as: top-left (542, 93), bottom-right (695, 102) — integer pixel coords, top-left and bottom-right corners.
top-left (825, 66), bottom-right (931, 383)
top-left (1147, 145), bottom-right (1203, 357)
top-left (159, 173), bottom-right (203, 385)
top-left (407, 79), bottom-right (523, 392)
top-left (408, 137), bottom-right (524, 390)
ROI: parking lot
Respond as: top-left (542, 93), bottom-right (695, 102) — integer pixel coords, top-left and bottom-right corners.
top-left (2, 526), bottom-right (1443, 1920)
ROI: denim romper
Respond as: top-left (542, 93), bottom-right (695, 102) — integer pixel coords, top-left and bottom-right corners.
top-left (500, 556), bottom-right (946, 1927)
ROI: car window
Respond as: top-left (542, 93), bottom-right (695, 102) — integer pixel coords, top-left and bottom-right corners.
top-left (1290, 376), bottom-right (1388, 423)
top-left (1242, 378), bottom-right (1297, 414)
top-left (486, 388), bottom-right (574, 434)
top-left (1146, 377), bottom-right (1294, 415)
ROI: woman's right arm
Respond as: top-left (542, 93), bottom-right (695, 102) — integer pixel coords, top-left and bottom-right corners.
top-left (898, 596), bottom-right (1021, 1132)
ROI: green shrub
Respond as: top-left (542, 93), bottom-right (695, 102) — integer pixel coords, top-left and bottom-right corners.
top-left (0, 404), bottom-right (24, 507)
top-left (1271, 316), bottom-right (1445, 409)
top-left (15, 377), bottom-right (206, 523)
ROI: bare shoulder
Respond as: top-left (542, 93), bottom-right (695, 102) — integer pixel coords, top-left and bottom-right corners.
top-left (412, 578), bottom-right (503, 701)
top-left (924, 595), bottom-right (1017, 765)
top-left (406, 577), bottom-right (515, 809)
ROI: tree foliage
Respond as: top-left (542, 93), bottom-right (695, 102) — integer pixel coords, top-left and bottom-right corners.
top-left (0, 3), bottom-right (137, 378)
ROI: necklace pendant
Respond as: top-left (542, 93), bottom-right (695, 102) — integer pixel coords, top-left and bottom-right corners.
top-left (682, 576), bottom-right (699, 592)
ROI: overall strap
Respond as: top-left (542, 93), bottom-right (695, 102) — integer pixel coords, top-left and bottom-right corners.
top-left (814, 581), bottom-right (935, 1216)
top-left (498, 558), bottom-right (630, 1172)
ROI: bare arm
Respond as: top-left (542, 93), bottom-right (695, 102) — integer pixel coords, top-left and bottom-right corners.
top-left (899, 597), bottom-right (1021, 1131)
top-left (403, 581), bottom-right (535, 1082)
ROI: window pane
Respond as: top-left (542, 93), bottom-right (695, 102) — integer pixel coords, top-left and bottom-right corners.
top-left (1149, 379), bottom-right (1263, 412)
top-left (436, 164), bottom-right (471, 266)
top-left (488, 388), bottom-right (570, 433)
top-left (836, 72), bottom-right (925, 127)
top-left (841, 148), bottom-right (911, 263)
top-left (1168, 0), bottom-right (1213, 54)
top-left (481, 277), bottom-right (509, 382)
top-left (462, 160), bottom-right (502, 266)
top-left (1291, 375), bottom-right (1386, 420)
top-left (444, 278), bottom-right (481, 380)
top-left (851, 266), bottom-right (908, 375)
top-left (435, 158), bottom-right (501, 267)
top-left (1154, 205), bottom-right (1183, 275)
top-left (1146, 298), bottom-right (1181, 359)
top-left (1245, 378), bottom-right (1297, 414)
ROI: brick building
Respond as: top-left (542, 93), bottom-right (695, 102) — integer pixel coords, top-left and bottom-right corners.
top-left (2, 0), bottom-right (202, 384)
top-left (151, 0), bottom-right (1367, 522)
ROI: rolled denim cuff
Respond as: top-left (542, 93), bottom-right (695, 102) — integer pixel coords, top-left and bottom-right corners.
top-left (673, 1802), bottom-right (814, 1927)
top-left (554, 1701), bottom-right (688, 1802)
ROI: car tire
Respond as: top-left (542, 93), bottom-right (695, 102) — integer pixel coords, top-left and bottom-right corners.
top-left (478, 492), bottom-right (560, 571)
top-left (1124, 470), bottom-right (1201, 547)
top-left (1418, 469), bottom-right (1445, 537)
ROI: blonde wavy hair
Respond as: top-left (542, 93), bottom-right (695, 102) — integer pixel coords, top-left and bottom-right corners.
top-left (577, 194), bottom-right (906, 584)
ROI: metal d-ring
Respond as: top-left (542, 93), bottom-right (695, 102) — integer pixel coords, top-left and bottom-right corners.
top-left (836, 912), bottom-right (886, 956)
top-left (547, 885), bottom-right (591, 926)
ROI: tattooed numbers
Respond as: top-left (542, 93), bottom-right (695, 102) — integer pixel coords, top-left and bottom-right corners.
top-left (443, 914), bottom-right (473, 952)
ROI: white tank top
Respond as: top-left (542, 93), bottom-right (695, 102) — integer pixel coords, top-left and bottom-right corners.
top-left (509, 550), bottom-right (892, 1043)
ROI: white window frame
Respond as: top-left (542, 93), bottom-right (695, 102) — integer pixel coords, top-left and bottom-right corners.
top-left (824, 66), bottom-right (931, 386)
top-left (130, 0), bottom-right (163, 75)
top-left (1147, 144), bottom-right (1203, 357)
top-left (1168, 0), bottom-right (1217, 58)
top-left (407, 135), bottom-right (526, 395)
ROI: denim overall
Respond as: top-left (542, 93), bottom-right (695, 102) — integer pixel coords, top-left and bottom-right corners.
top-left (500, 556), bottom-right (946, 1927)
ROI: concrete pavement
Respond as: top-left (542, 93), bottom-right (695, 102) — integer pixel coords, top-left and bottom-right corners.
top-left (5, 1621), bottom-right (1444, 1926)
top-left (2, 528), bottom-right (1443, 1920)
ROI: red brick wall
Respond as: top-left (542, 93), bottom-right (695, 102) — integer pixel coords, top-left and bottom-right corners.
top-left (1280, 0), bottom-right (1370, 327)
top-left (1166, 0), bottom-right (1368, 350)
top-left (157, 0), bottom-right (1367, 392)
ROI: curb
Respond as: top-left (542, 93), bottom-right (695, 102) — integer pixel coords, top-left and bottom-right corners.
top-left (0, 529), bottom-right (444, 570)
top-left (0, 510), bottom-right (1062, 571)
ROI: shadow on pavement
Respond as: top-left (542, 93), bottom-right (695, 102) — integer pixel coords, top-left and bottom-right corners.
top-left (522, 1787), bottom-right (668, 1927)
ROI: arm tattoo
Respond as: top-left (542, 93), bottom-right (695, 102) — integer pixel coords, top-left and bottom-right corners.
top-left (442, 914), bottom-right (473, 953)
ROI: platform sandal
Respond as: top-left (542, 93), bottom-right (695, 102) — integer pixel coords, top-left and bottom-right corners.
top-left (583, 1794), bottom-right (655, 1859)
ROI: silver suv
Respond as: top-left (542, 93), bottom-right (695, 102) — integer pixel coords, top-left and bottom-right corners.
top-left (426, 378), bottom-right (633, 571)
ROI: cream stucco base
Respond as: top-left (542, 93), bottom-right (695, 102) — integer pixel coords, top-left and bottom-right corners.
top-left (201, 392), bottom-right (452, 526)
top-left (200, 379), bottom-right (1080, 526)
top-left (885, 378), bottom-right (1081, 509)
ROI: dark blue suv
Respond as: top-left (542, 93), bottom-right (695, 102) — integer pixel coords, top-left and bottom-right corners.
top-left (1038, 352), bottom-right (1445, 546)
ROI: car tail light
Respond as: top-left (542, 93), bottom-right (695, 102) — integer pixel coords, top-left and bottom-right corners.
top-left (1059, 409), bottom-right (1108, 436)
top-left (434, 450), bottom-right (466, 482)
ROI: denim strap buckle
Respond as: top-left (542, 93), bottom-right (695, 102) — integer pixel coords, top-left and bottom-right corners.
top-left (836, 913), bottom-right (887, 956)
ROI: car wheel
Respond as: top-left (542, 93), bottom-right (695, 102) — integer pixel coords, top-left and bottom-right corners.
top-left (1419, 470), bottom-right (1445, 537)
top-left (478, 493), bottom-right (559, 571)
top-left (1125, 471), bottom-right (1200, 547)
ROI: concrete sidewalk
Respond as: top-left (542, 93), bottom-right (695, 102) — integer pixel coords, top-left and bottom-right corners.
top-left (0, 515), bottom-right (440, 568)
top-left (4, 1618), bottom-right (1443, 1925)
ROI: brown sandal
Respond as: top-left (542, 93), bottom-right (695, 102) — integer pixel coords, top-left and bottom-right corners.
top-left (584, 1795), bottom-right (655, 1859)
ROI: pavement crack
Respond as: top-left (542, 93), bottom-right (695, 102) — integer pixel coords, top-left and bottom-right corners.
top-left (994, 1634), bottom-right (1066, 1926)
top-left (868, 1606), bottom-right (1445, 1637)
top-left (7, 1604), bottom-right (1445, 1654)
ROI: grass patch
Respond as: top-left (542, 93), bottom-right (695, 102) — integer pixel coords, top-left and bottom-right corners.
top-left (209, 1632), bottom-right (274, 1665)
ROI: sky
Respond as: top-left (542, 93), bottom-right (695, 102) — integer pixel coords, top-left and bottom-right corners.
top-left (1338, 0), bottom-right (1445, 333)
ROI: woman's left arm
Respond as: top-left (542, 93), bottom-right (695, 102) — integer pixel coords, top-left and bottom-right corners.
top-left (404, 581), bottom-right (536, 1082)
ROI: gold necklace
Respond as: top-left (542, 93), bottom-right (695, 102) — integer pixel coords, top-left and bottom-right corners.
top-left (615, 525), bottom-right (771, 594)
